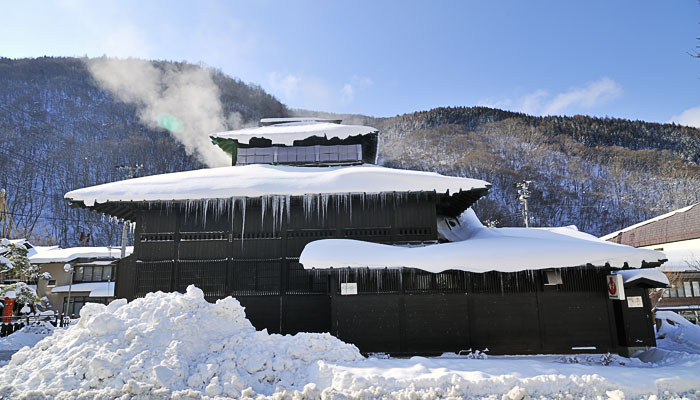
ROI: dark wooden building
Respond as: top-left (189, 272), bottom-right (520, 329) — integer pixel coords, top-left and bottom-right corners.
top-left (65, 118), bottom-right (667, 356)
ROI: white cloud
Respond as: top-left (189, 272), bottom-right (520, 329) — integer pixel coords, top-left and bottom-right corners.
top-left (268, 73), bottom-right (373, 110)
top-left (542, 78), bottom-right (622, 115)
top-left (478, 78), bottom-right (622, 117)
top-left (669, 106), bottom-right (700, 128)
top-left (341, 83), bottom-right (354, 103)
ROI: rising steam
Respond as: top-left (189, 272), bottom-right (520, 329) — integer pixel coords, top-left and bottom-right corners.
top-left (86, 58), bottom-right (238, 167)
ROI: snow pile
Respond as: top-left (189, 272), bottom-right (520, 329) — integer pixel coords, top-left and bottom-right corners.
top-left (302, 209), bottom-right (666, 271)
top-left (211, 121), bottom-right (377, 145)
top-left (65, 164), bottom-right (490, 206)
top-left (0, 322), bottom-right (55, 351)
top-left (656, 311), bottom-right (700, 354)
top-left (0, 285), bottom-right (361, 398)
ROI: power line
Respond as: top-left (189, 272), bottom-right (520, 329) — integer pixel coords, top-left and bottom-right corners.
top-left (0, 181), bottom-right (61, 199)
top-left (3, 210), bottom-right (121, 225)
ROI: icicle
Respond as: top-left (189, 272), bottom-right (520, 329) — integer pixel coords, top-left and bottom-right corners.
top-left (271, 195), bottom-right (279, 236)
top-left (321, 194), bottom-right (329, 224)
top-left (303, 194), bottom-right (312, 221)
top-left (230, 197), bottom-right (236, 237)
top-left (240, 197), bottom-right (246, 248)
top-left (202, 199), bottom-right (210, 230)
top-left (285, 195), bottom-right (291, 224)
top-left (261, 196), bottom-right (267, 231)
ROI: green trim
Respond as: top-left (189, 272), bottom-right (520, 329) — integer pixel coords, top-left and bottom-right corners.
top-left (211, 137), bottom-right (238, 165)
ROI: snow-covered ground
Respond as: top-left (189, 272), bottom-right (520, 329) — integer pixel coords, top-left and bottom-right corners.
top-left (0, 287), bottom-right (698, 399)
top-left (0, 321), bottom-right (55, 353)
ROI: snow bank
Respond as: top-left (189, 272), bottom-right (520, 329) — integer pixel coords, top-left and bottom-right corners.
top-left (302, 209), bottom-right (666, 271)
top-left (29, 246), bottom-right (131, 264)
top-left (0, 285), bottom-right (361, 398)
top-left (211, 121), bottom-right (377, 145)
top-left (0, 322), bottom-right (55, 352)
top-left (64, 164), bottom-right (490, 206)
top-left (656, 311), bottom-right (700, 355)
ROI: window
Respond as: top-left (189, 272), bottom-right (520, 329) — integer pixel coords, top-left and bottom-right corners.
top-left (683, 282), bottom-right (693, 297)
top-left (62, 296), bottom-right (109, 318)
top-left (74, 265), bottom-right (115, 282)
top-left (237, 145), bottom-right (362, 165)
top-left (47, 280), bottom-right (56, 286)
top-left (693, 281), bottom-right (700, 297)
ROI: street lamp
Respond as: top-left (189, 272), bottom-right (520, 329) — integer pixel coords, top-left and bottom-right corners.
top-left (63, 263), bottom-right (73, 321)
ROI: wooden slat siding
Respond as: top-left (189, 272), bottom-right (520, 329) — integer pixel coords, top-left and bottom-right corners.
top-left (333, 294), bottom-right (402, 353)
top-left (538, 292), bottom-right (613, 353)
top-left (236, 296), bottom-right (282, 334)
top-left (114, 256), bottom-right (136, 299)
top-left (469, 293), bottom-right (541, 354)
top-left (614, 287), bottom-right (657, 348)
top-left (134, 260), bottom-right (173, 297)
top-left (607, 204), bottom-right (700, 247)
top-left (176, 259), bottom-right (228, 298)
top-left (403, 294), bottom-right (470, 353)
top-left (283, 295), bottom-right (331, 334)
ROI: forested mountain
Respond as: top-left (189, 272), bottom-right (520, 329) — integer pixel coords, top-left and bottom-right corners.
top-left (0, 57), bottom-right (288, 246)
top-left (1, 57), bottom-right (698, 246)
top-left (372, 108), bottom-right (700, 235)
top-left (294, 107), bottom-right (700, 235)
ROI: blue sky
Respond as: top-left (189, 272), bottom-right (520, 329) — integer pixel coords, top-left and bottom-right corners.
top-left (2, 1), bottom-right (699, 125)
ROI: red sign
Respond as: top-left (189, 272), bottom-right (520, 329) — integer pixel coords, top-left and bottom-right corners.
top-left (606, 274), bottom-right (625, 300)
top-left (2, 297), bottom-right (14, 322)
top-left (608, 276), bottom-right (617, 296)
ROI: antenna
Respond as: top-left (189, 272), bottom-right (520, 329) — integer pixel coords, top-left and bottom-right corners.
top-left (516, 180), bottom-right (532, 228)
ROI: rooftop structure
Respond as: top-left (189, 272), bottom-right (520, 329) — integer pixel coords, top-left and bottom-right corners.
top-left (210, 118), bottom-right (378, 166)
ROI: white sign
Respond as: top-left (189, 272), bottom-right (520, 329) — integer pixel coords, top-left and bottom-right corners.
top-left (340, 282), bottom-right (357, 295)
top-left (627, 296), bottom-right (643, 308)
top-left (606, 274), bottom-right (625, 300)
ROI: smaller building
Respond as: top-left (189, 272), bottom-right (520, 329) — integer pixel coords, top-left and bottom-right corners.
top-left (30, 246), bottom-right (133, 317)
top-left (602, 203), bottom-right (700, 323)
top-left (210, 117), bottom-right (379, 166)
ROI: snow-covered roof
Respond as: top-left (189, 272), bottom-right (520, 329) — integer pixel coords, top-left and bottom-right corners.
top-left (30, 246), bottom-right (132, 264)
top-left (301, 210), bottom-right (666, 273)
top-left (656, 248), bottom-right (700, 272)
top-left (260, 117), bottom-right (342, 126)
top-left (51, 282), bottom-right (115, 297)
top-left (617, 269), bottom-right (669, 287)
top-left (211, 121), bottom-right (378, 146)
top-left (0, 238), bottom-right (38, 257)
top-left (65, 164), bottom-right (490, 207)
top-left (600, 204), bottom-right (698, 241)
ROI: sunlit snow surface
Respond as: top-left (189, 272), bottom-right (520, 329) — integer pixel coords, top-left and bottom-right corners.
top-left (301, 209), bottom-right (666, 271)
top-left (0, 286), bottom-right (698, 399)
top-left (65, 164), bottom-right (490, 206)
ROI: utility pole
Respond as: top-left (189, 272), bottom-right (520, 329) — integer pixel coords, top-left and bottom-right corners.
top-left (517, 180), bottom-right (532, 228)
top-left (116, 164), bottom-right (143, 257)
top-left (0, 188), bottom-right (15, 238)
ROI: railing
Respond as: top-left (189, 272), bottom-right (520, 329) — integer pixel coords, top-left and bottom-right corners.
top-left (0, 313), bottom-right (64, 337)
